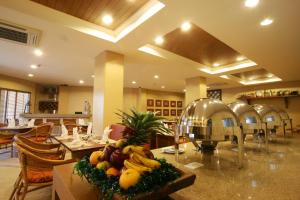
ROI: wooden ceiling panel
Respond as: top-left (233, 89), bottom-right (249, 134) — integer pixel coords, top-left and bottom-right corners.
top-left (155, 23), bottom-right (242, 67)
top-left (231, 69), bottom-right (273, 81)
top-left (31, 0), bottom-right (150, 30)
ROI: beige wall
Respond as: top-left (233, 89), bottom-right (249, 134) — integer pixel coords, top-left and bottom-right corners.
top-left (222, 81), bottom-right (300, 126)
top-left (0, 74), bottom-right (36, 112)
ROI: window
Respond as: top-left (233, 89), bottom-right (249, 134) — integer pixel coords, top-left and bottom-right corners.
top-left (0, 89), bottom-right (31, 123)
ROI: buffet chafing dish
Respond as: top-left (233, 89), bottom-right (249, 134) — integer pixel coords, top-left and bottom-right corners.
top-left (270, 106), bottom-right (293, 136)
top-left (176, 98), bottom-right (243, 167)
top-left (228, 101), bottom-right (264, 141)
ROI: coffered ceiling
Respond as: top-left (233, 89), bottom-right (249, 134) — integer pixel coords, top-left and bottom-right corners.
top-left (0, 0), bottom-right (299, 92)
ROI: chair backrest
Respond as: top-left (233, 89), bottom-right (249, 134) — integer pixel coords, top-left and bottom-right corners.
top-left (63, 118), bottom-right (77, 125)
top-left (0, 123), bottom-right (7, 128)
top-left (64, 123), bottom-right (79, 135)
top-left (34, 119), bottom-right (44, 126)
top-left (46, 119), bottom-right (60, 126)
top-left (36, 122), bottom-right (54, 136)
top-left (109, 124), bottom-right (126, 140)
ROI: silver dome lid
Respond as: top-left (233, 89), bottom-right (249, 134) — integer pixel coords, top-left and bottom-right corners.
top-left (228, 101), bottom-right (261, 120)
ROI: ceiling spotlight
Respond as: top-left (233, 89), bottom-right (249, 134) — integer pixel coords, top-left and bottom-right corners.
top-left (28, 73), bottom-right (34, 77)
top-left (220, 75), bottom-right (230, 79)
top-left (244, 0), bottom-right (259, 8)
top-left (154, 36), bottom-right (164, 45)
top-left (181, 21), bottom-right (191, 32)
top-left (33, 49), bottom-right (43, 56)
top-left (213, 63), bottom-right (220, 67)
top-left (79, 80), bottom-right (84, 84)
top-left (30, 64), bottom-right (38, 69)
top-left (161, 85), bottom-right (165, 89)
top-left (183, 89), bottom-right (186, 92)
top-left (154, 75), bottom-right (159, 79)
top-left (236, 56), bottom-right (245, 61)
top-left (267, 74), bottom-right (273, 78)
top-left (260, 18), bottom-right (273, 26)
top-left (132, 81), bottom-right (136, 84)
top-left (91, 75), bottom-right (95, 78)
top-left (102, 15), bottom-right (113, 25)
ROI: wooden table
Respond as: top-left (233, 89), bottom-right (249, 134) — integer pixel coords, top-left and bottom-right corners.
top-left (52, 135), bottom-right (115, 160)
top-left (0, 126), bottom-right (33, 133)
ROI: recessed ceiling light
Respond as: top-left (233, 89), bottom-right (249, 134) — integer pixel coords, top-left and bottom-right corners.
top-left (102, 15), bottom-right (113, 25)
top-left (260, 18), bottom-right (273, 26)
top-left (267, 74), bottom-right (273, 78)
top-left (183, 89), bottom-right (186, 92)
top-left (33, 49), bottom-right (43, 56)
top-left (154, 36), bottom-right (164, 45)
top-left (161, 85), bottom-right (165, 89)
top-left (154, 75), bottom-right (159, 79)
top-left (30, 64), bottom-right (38, 69)
top-left (213, 63), bottom-right (220, 67)
top-left (132, 81), bottom-right (136, 84)
top-left (28, 73), bottom-right (34, 77)
top-left (220, 75), bottom-right (230, 79)
top-left (244, 0), bottom-right (259, 8)
top-left (79, 80), bottom-right (84, 84)
top-left (181, 21), bottom-right (191, 32)
top-left (91, 75), bottom-right (95, 78)
top-left (236, 56), bottom-right (245, 61)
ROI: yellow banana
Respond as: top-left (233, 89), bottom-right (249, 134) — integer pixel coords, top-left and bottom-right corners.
top-left (129, 153), bottom-right (143, 164)
top-left (132, 152), bottom-right (161, 169)
top-left (122, 145), bottom-right (146, 157)
top-left (124, 160), bottom-right (152, 174)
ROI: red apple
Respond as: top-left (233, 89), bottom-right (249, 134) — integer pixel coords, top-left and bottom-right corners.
top-left (110, 149), bottom-right (129, 169)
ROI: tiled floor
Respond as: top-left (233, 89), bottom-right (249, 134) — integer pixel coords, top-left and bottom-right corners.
top-left (1, 134), bottom-right (300, 200)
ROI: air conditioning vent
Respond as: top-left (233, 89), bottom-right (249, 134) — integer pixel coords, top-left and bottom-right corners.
top-left (0, 19), bottom-right (41, 46)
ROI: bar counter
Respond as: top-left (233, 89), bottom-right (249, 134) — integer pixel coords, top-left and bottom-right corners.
top-left (20, 114), bottom-right (91, 119)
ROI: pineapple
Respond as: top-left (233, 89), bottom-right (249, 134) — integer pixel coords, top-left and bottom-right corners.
top-left (116, 110), bottom-right (171, 146)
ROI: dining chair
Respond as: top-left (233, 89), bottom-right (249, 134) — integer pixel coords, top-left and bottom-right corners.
top-left (0, 122), bottom-right (7, 127)
top-left (64, 123), bottom-right (79, 135)
top-left (0, 132), bottom-right (14, 157)
top-left (9, 144), bottom-right (74, 200)
top-left (109, 124), bottom-right (126, 140)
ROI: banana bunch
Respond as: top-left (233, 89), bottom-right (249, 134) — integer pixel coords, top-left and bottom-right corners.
top-left (123, 145), bottom-right (161, 174)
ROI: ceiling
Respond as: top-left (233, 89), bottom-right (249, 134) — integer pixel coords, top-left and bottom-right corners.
top-left (0, 0), bottom-right (299, 92)
top-left (30, 0), bottom-right (150, 30)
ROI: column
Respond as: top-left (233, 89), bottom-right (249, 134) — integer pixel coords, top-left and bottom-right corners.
top-left (185, 76), bottom-right (207, 106)
top-left (93, 51), bottom-right (124, 137)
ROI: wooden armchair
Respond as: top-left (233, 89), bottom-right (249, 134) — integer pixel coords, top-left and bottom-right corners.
top-left (10, 144), bottom-right (74, 200)
top-left (109, 124), bottom-right (126, 140)
top-left (64, 123), bottom-right (79, 135)
top-left (21, 123), bottom-right (54, 143)
top-left (0, 132), bottom-right (14, 157)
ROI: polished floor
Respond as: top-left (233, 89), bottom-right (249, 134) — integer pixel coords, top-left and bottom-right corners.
top-left (0, 134), bottom-right (300, 200)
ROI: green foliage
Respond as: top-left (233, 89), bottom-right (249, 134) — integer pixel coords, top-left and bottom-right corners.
top-left (74, 157), bottom-right (180, 200)
top-left (116, 110), bottom-right (171, 146)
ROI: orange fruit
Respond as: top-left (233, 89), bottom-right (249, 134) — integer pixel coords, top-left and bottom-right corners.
top-left (90, 151), bottom-right (103, 166)
top-left (119, 169), bottom-right (140, 190)
top-left (106, 167), bottom-right (120, 176)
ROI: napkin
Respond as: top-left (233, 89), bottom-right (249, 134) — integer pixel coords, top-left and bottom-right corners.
top-left (72, 127), bottom-right (81, 144)
top-left (102, 126), bottom-right (112, 142)
top-left (27, 119), bottom-right (35, 127)
top-left (87, 122), bottom-right (93, 136)
top-left (7, 119), bottom-right (15, 128)
top-left (61, 125), bottom-right (68, 138)
top-left (78, 118), bottom-right (85, 126)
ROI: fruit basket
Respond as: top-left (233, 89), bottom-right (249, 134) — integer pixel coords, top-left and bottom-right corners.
top-left (74, 110), bottom-right (196, 199)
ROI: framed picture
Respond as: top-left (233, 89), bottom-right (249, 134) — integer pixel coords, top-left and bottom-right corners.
top-left (163, 100), bottom-right (169, 107)
top-left (207, 89), bottom-right (222, 100)
top-left (170, 101), bottom-right (176, 107)
top-left (147, 108), bottom-right (154, 112)
top-left (155, 109), bottom-right (162, 116)
top-left (177, 101), bottom-right (183, 108)
top-left (170, 109), bottom-right (176, 116)
top-left (163, 109), bottom-right (169, 116)
top-left (155, 100), bottom-right (162, 107)
top-left (177, 109), bottom-right (182, 116)
top-left (147, 99), bottom-right (154, 107)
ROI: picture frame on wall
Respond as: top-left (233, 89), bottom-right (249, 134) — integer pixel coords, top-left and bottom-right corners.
top-left (207, 89), bottom-right (222, 100)
top-left (170, 109), bottom-right (176, 116)
top-left (177, 101), bottom-right (183, 108)
top-left (177, 109), bottom-right (182, 116)
top-left (147, 108), bottom-right (154, 112)
top-left (163, 109), bottom-right (169, 116)
top-left (163, 100), bottom-right (169, 107)
top-left (155, 109), bottom-right (162, 116)
top-left (147, 99), bottom-right (154, 107)
top-left (155, 99), bottom-right (162, 107)
top-left (170, 101), bottom-right (176, 107)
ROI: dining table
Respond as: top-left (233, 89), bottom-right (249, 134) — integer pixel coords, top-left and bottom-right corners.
top-left (52, 135), bottom-right (116, 160)
top-left (0, 126), bottom-right (33, 134)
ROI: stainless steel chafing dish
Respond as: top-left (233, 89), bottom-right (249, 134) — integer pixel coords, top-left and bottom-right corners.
top-left (270, 106), bottom-right (293, 136)
top-left (228, 101), bottom-right (264, 141)
top-left (176, 98), bottom-right (243, 167)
